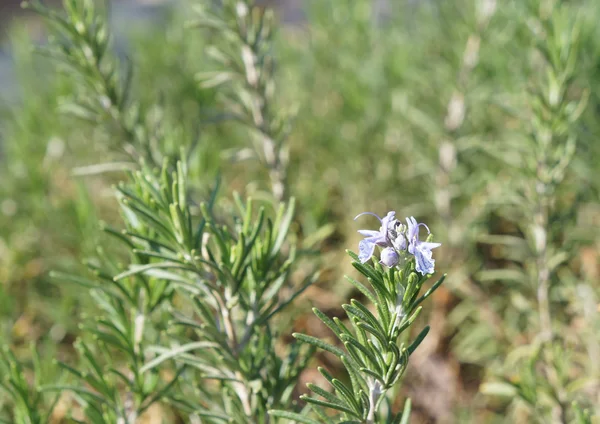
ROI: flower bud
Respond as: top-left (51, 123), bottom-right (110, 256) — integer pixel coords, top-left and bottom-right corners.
top-left (380, 247), bottom-right (399, 268)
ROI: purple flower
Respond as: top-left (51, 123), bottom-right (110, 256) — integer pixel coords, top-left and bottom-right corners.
top-left (355, 211), bottom-right (397, 263)
top-left (355, 212), bottom-right (440, 273)
top-left (405, 216), bottom-right (441, 275)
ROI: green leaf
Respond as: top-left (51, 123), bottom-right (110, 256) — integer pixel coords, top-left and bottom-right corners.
top-left (407, 326), bottom-right (430, 355)
top-left (345, 276), bottom-right (377, 305)
top-left (341, 335), bottom-right (383, 374)
top-left (359, 366), bottom-right (382, 382)
top-left (395, 398), bottom-right (412, 424)
top-left (307, 383), bottom-right (345, 406)
top-left (565, 377), bottom-right (598, 393)
top-left (113, 262), bottom-right (199, 281)
top-left (479, 382), bottom-right (518, 397)
top-left (340, 355), bottom-right (368, 394)
top-left (272, 197), bottom-right (295, 256)
top-left (293, 333), bottom-right (345, 358)
top-left (313, 308), bottom-right (342, 338)
top-left (49, 271), bottom-right (122, 299)
top-left (350, 257), bottom-right (385, 289)
top-left (356, 322), bottom-right (387, 347)
top-left (347, 300), bottom-right (386, 336)
top-left (410, 274), bottom-right (446, 312)
top-left (312, 404), bottom-right (336, 424)
top-left (40, 385), bottom-right (111, 406)
top-left (268, 410), bottom-right (321, 424)
top-left (301, 395), bottom-right (359, 417)
top-left (475, 269), bottom-right (527, 284)
top-left (185, 410), bottom-right (230, 421)
top-left (140, 342), bottom-right (219, 373)
top-left (330, 378), bottom-right (361, 416)
top-left (144, 269), bottom-right (209, 295)
top-left (371, 283), bottom-right (392, 330)
top-left (396, 306), bottom-right (422, 336)
top-left (334, 317), bottom-right (354, 340)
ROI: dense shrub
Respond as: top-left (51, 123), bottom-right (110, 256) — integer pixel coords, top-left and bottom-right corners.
top-left (0, 0), bottom-right (598, 422)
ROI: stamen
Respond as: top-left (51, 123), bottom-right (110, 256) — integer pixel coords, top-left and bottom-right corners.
top-left (417, 222), bottom-right (431, 234)
top-left (354, 211), bottom-right (382, 222)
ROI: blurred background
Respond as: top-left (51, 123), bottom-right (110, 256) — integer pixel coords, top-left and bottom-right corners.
top-left (1, 0), bottom-right (600, 422)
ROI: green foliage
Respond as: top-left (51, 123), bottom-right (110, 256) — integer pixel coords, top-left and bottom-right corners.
top-left (24, 0), bottom-right (158, 163)
top-left (1, 0), bottom-right (599, 422)
top-left (463, 0), bottom-right (597, 422)
top-left (0, 346), bottom-right (60, 424)
top-left (42, 156), bottom-right (312, 422)
top-left (192, 0), bottom-right (292, 201)
top-left (42, 159), bottom-right (200, 422)
top-left (272, 252), bottom-right (446, 423)
top-left (157, 195), bottom-right (316, 422)
top-left (3, 0), bottom-right (314, 422)
top-left (0, 25), bottom-right (98, 338)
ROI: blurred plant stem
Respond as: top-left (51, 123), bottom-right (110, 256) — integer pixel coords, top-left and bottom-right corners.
top-left (535, 191), bottom-right (552, 342)
top-left (437, 0), bottom-right (502, 338)
top-left (194, 0), bottom-right (290, 202)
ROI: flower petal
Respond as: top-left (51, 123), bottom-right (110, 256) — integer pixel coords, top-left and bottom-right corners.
top-left (358, 230), bottom-right (381, 237)
top-left (419, 242), bottom-right (441, 250)
top-left (358, 239), bottom-right (376, 263)
top-left (406, 216), bottom-right (418, 242)
top-left (380, 211), bottom-right (396, 232)
top-left (414, 245), bottom-right (435, 275)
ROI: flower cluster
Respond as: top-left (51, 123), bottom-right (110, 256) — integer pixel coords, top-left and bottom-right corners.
top-left (355, 211), bottom-right (441, 275)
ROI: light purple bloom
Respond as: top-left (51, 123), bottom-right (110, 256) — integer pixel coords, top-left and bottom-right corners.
top-left (405, 216), bottom-right (441, 275)
top-left (355, 212), bottom-right (440, 273)
top-left (355, 211), bottom-right (397, 263)
top-left (380, 247), bottom-right (399, 267)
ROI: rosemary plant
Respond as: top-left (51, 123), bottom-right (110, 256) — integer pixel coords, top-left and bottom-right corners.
top-left (42, 159), bottom-right (203, 422)
top-left (23, 0), bottom-right (181, 166)
top-left (3, 1), bottom-right (313, 422)
top-left (45, 155), bottom-right (314, 422)
top-left (271, 211), bottom-right (446, 423)
top-left (0, 346), bottom-right (58, 424)
top-left (479, 1), bottom-right (594, 421)
top-left (4, 0), bottom-right (599, 422)
top-left (153, 194), bottom-right (316, 423)
top-left (192, 0), bottom-right (291, 201)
